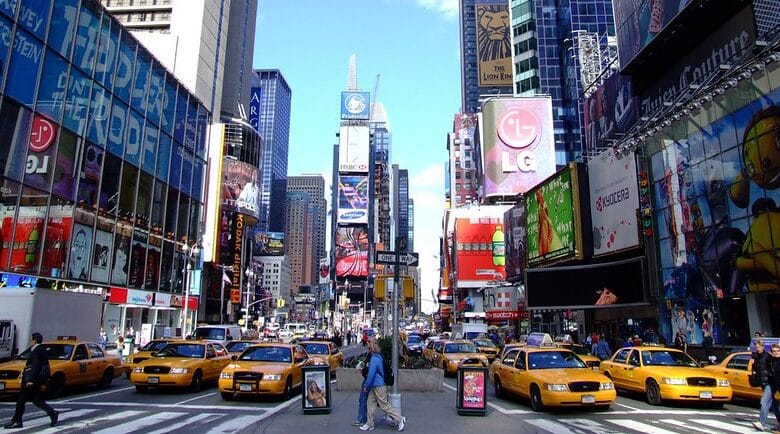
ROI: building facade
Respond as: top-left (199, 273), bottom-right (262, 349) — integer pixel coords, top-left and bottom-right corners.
top-left (446, 114), bottom-right (479, 208)
top-left (287, 175), bottom-right (327, 285)
top-left (0, 0), bottom-right (209, 343)
top-left (252, 69), bottom-right (291, 233)
top-left (256, 249), bottom-right (291, 323)
top-left (285, 191), bottom-right (314, 296)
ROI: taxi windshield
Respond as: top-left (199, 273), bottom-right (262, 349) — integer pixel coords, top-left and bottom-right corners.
top-left (642, 350), bottom-right (699, 367)
top-left (156, 344), bottom-right (205, 358)
top-left (18, 344), bottom-right (73, 361)
top-left (566, 345), bottom-right (590, 356)
top-left (140, 341), bottom-right (170, 352)
top-left (226, 341), bottom-right (253, 353)
top-left (406, 335), bottom-right (422, 344)
top-left (528, 351), bottom-right (586, 369)
top-left (473, 339), bottom-right (496, 348)
top-left (444, 343), bottom-right (477, 353)
top-left (240, 346), bottom-right (292, 363)
top-left (301, 343), bottom-right (328, 355)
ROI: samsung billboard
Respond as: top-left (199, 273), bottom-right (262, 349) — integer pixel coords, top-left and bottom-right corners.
top-left (337, 175), bottom-right (369, 224)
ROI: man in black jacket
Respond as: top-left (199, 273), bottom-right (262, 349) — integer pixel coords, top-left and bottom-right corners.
top-left (752, 339), bottom-right (775, 431)
top-left (3, 333), bottom-right (58, 429)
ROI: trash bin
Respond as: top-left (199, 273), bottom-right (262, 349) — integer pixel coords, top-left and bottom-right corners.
top-left (301, 364), bottom-right (331, 414)
top-left (456, 365), bottom-right (488, 416)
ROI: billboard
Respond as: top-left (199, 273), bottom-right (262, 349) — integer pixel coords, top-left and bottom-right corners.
top-left (475, 1), bottom-right (512, 87)
top-left (453, 206), bottom-right (509, 287)
top-left (583, 73), bottom-right (638, 150)
top-left (484, 286), bottom-right (518, 319)
top-left (248, 86), bottom-right (262, 132)
top-left (338, 126), bottom-right (370, 172)
top-left (254, 231), bottom-right (284, 256)
top-left (340, 91), bottom-right (370, 120)
top-left (503, 203), bottom-right (525, 282)
top-left (335, 227), bottom-right (369, 278)
top-left (589, 148), bottom-right (640, 256)
top-left (525, 163), bottom-right (586, 266)
top-left (221, 157), bottom-right (260, 219)
top-left (526, 259), bottom-right (646, 309)
top-left (480, 97), bottom-right (557, 197)
top-left (319, 258), bottom-right (330, 285)
top-left (337, 175), bottom-right (369, 224)
top-left (614, 0), bottom-right (694, 70)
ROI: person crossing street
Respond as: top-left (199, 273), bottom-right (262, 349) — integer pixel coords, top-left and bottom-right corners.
top-left (3, 333), bottom-right (58, 430)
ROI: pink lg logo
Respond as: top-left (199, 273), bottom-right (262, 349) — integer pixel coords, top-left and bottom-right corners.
top-left (497, 108), bottom-right (540, 149)
top-left (29, 115), bottom-right (57, 152)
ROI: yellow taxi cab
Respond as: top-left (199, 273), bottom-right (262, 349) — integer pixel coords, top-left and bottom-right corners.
top-left (703, 351), bottom-right (780, 401)
top-left (599, 345), bottom-right (732, 406)
top-left (218, 343), bottom-right (313, 399)
top-left (431, 340), bottom-right (489, 376)
top-left (472, 338), bottom-right (499, 363)
top-left (557, 343), bottom-right (601, 369)
top-left (423, 339), bottom-right (445, 363)
top-left (298, 341), bottom-right (343, 369)
top-left (0, 337), bottom-right (122, 398)
top-left (490, 335), bottom-right (616, 412)
top-left (123, 339), bottom-right (179, 378)
top-left (224, 340), bottom-right (263, 357)
top-left (130, 340), bottom-right (231, 393)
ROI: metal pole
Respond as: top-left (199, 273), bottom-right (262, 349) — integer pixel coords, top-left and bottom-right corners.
top-left (182, 260), bottom-right (191, 338)
top-left (219, 266), bottom-right (226, 325)
top-left (244, 269), bottom-right (251, 333)
top-left (392, 236), bottom-right (400, 396)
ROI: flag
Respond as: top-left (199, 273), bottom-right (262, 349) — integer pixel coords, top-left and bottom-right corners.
top-left (222, 270), bottom-right (231, 285)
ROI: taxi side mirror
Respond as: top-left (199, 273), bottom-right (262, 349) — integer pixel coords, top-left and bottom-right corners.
top-left (231, 355), bottom-right (238, 361)
top-left (630, 359), bottom-right (640, 367)
top-left (74, 354), bottom-right (86, 361)
top-left (150, 351), bottom-right (158, 357)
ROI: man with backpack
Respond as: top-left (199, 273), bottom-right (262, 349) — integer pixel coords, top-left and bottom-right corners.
top-left (4, 332), bottom-right (58, 429)
top-left (359, 339), bottom-right (405, 431)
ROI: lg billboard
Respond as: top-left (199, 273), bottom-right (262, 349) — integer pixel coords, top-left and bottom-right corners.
top-left (338, 126), bottom-right (370, 173)
top-left (480, 97), bottom-right (556, 197)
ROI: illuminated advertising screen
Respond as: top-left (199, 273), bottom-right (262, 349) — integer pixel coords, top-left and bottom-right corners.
top-left (453, 207), bottom-right (507, 287)
top-left (475, 1), bottom-right (512, 87)
top-left (526, 259), bottom-right (645, 309)
top-left (525, 164), bottom-right (585, 266)
top-left (340, 92), bottom-right (370, 120)
top-left (503, 204), bottom-right (525, 282)
top-left (583, 73), bottom-right (638, 150)
top-left (588, 148), bottom-right (640, 256)
top-left (221, 157), bottom-right (260, 219)
top-left (338, 126), bottom-right (370, 173)
top-left (337, 175), bottom-right (369, 224)
top-left (614, 0), bottom-right (694, 70)
top-left (480, 97), bottom-right (556, 197)
top-left (335, 227), bottom-right (369, 278)
top-left (254, 231), bottom-right (285, 256)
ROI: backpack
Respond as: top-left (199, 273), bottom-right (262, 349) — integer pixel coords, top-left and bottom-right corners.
top-left (380, 354), bottom-right (395, 386)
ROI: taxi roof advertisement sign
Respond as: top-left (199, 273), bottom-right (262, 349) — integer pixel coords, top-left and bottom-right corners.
top-left (338, 126), bottom-right (370, 173)
top-left (480, 97), bottom-right (557, 197)
top-left (340, 92), bottom-right (370, 120)
top-left (588, 148), bottom-right (640, 256)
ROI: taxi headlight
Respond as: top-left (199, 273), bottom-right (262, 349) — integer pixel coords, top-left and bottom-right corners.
top-left (169, 367), bottom-right (189, 374)
top-left (600, 382), bottom-right (614, 390)
top-left (662, 377), bottom-right (687, 385)
top-left (264, 374), bottom-right (282, 381)
top-left (717, 379), bottom-right (730, 387)
top-left (133, 367), bottom-right (143, 373)
top-left (220, 372), bottom-right (233, 379)
top-left (545, 383), bottom-right (569, 392)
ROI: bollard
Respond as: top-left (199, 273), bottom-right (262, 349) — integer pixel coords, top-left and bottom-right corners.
top-left (388, 392), bottom-right (402, 413)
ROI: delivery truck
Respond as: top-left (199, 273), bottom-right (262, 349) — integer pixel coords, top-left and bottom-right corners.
top-left (0, 287), bottom-right (103, 361)
top-left (451, 322), bottom-right (487, 340)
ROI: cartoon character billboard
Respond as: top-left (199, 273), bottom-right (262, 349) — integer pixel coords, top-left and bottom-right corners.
top-left (475, 0), bottom-right (512, 87)
top-left (480, 97), bottom-right (557, 197)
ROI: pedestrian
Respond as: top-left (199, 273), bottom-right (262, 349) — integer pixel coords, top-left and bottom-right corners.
top-left (3, 333), bottom-right (58, 429)
top-left (360, 339), bottom-right (406, 432)
top-left (674, 331), bottom-right (687, 353)
top-left (352, 346), bottom-right (373, 427)
top-left (767, 344), bottom-right (780, 429)
top-left (752, 339), bottom-right (776, 431)
top-left (595, 336), bottom-right (612, 361)
top-left (702, 331), bottom-right (715, 364)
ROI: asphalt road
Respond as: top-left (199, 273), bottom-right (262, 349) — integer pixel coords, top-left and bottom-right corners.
top-left (0, 345), bottom-right (769, 434)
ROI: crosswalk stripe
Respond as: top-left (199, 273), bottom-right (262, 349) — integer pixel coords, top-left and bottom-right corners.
top-left (564, 418), bottom-right (622, 434)
top-left (204, 414), bottom-right (265, 434)
top-left (689, 419), bottom-right (756, 433)
top-left (21, 409), bottom-right (111, 434)
top-left (607, 419), bottom-right (679, 434)
top-left (90, 411), bottom-right (186, 434)
top-left (144, 413), bottom-right (221, 434)
top-left (660, 418), bottom-right (726, 433)
top-left (525, 419), bottom-right (592, 433)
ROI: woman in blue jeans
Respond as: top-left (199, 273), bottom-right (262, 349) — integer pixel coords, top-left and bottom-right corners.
top-left (352, 346), bottom-right (372, 426)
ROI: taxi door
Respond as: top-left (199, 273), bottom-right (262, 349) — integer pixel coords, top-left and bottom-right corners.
top-left (86, 343), bottom-right (109, 383)
top-left (493, 348), bottom-right (519, 394)
top-left (720, 353), bottom-right (755, 398)
top-left (70, 344), bottom-right (94, 385)
top-left (204, 344), bottom-right (223, 380)
top-left (624, 349), bottom-right (642, 390)
top-left (329, 343), bottom-right (343, 367)
top-left (605, 348), bottom-right (632, 390)
top-left (431, 342), bottom-right (445, 368)
top-left (511, 350), bottom-right (530, 397)
top-left (292, 346), bottom-right (308, 387)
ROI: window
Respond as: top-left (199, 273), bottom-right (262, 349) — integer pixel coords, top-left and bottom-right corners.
top-left (726, 354), bottom-right (750, 371)
top-left (613, 349), bottom-right (630, 364)
top-left (5, 28), bottom-right (43, 106)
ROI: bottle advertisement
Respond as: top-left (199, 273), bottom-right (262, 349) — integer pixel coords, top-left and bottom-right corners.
top-left (453, 207), bottom-right (507, 285)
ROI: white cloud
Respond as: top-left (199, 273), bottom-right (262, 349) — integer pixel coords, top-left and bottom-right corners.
top-left (410, 163), bottom-right (446, 314)
top-left (415, 0), bottom-right (459, 20)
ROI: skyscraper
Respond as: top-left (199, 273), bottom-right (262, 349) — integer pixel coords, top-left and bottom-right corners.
top-left (285, 191), bottom-right (315, 295)
top-left (252, 69), bottom-right (292, 232)
top-left (370, 102), bottom-right (392, 247)
top-left (287, 175), bottom-right (327, 286)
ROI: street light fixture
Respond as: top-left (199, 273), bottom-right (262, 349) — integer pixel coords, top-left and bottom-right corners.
top-left (244, 267), bottom-right (256, 333)
top-left (181, 241), bottom-right (200, 338)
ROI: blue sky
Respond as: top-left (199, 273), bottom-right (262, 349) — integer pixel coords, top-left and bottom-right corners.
top-left (253, 0), bottom-right (461, 313)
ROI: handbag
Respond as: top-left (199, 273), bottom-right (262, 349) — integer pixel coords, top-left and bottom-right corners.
top-left (748, 373), bottom-right (761, 388)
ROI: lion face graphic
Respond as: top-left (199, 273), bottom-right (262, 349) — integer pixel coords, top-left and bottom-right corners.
top-left (477, 5), bottom-right (510, 61)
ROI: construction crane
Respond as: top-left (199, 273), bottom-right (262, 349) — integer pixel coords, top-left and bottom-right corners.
top-left (369, 74), bottom-right (380, 122)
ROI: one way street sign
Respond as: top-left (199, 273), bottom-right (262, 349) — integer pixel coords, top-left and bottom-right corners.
top-left (375, 250), bottom-right (419, 267)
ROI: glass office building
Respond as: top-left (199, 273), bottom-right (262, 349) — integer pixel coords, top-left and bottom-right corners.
top-left (0, 0), bottom-right (209, 338)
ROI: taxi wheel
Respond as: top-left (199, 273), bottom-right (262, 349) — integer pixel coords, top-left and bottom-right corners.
top-left (135, 385), bottom-right (149, 393)
top-left (99, 370), bottom-right (114, 389)
top-left (125, 372), bottom-right (131, 380)
top-left (189, 371), bottom-right (203, 393)
top-left (493, 376), bottom-right (505, 398)
top-left (283, 377), bottom-right (293, 400)
top-left (530, 385), bottom-right (545, 412)
top-left (46, 374), bottom-right (65, 399)
top-left (220, 392), bottom-right (235, 401)
top-left (645, 379), bottom-right (662, 406)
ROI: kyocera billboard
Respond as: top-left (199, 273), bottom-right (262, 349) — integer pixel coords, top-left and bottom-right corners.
top-left (480, 97), bottom-right (556, 197)
top-left (337, 175), bottom-right (369, 224)
top-left (338, 126), bottom-right (370, 172)
top-left (588, 148), bottom-right (640, 256)
top-left (453, 205), bottom-right (510, 288)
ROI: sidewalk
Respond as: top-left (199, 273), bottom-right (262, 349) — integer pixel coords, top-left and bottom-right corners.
top-left (252, 386), bottom-right (519, 434)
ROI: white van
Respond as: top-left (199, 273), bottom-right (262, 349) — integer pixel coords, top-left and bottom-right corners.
top-left (280, 323), bottom-right (308, 342)
top-left (190, 325), bottom-right (243, 347)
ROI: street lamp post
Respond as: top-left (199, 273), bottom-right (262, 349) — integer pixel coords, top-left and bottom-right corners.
top-left (181, 242), bottom-right (199, 338)
top-left (244, 267), bottom-right (255, 333)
